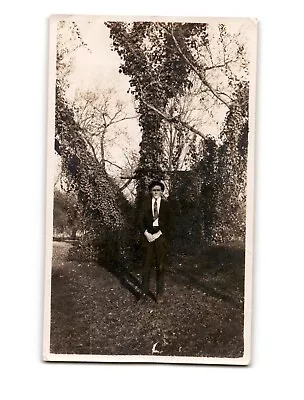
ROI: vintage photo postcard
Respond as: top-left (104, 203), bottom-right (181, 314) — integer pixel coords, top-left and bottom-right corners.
top-left (43, 14), bottom-right (257, 365)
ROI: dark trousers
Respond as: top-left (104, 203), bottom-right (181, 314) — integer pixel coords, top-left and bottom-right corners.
top-left (142, 228), bottom-right (167, 296)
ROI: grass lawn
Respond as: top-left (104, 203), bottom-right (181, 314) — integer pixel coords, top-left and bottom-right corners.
top-left (50, 240), bottom-right (245, 358)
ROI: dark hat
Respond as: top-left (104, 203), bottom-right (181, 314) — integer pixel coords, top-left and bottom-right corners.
top-left (148, 180), bottom-right (165, 192)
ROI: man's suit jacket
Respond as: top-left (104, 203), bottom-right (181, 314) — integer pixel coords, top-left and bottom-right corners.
top-left (139, 196), bottom-right (171, 239)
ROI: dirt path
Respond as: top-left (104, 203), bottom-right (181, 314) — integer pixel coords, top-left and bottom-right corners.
top-left (50, 241), bottom-right (244, 358)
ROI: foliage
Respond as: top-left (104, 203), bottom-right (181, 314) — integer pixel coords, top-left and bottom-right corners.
top-left (201, 82), bottom-right (249, 242)
top-left (168, 170), bottom-right (203, 254)
top-left (200, 137), bottom-right (219, 242)
top-left (213, 82), bottom-right (248, 242)
top-left (53, 189), bottom-right (80, 238)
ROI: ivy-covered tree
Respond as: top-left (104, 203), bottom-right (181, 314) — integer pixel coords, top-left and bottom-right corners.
top-left (200, 137), bottom-right (219, 242)
top-left (200, 81), bottom-right (249, 243)
top-left (55, 20), bottom-right (133, 263)
top-left (213, 81), bottom-right (249, 242)
top-left (106, 21), bottom-right (209, 200)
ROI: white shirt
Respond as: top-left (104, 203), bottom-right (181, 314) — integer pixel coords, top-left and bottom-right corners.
top-left (152, 197), bottom-right (161, 226)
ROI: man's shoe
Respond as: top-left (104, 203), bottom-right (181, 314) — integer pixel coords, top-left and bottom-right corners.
top-left (137, 293), bottom-right (148, 304)
top-left (156, 293), bottom-right (165, 305)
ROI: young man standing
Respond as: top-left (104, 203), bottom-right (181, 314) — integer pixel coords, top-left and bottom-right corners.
top-left (138, 180), bottom-right (171, 304)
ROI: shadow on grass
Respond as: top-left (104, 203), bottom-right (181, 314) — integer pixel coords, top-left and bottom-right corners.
top-left (107, 265), bottom-right (143, 301)
top-left (93, 241), bottom-right (245, 311)
top-left (50, 240), bottom-right (246, 357)
top-left (167, 243), bottom-right (245, 308)
top-left (97, 248), bottom-right (144, 301)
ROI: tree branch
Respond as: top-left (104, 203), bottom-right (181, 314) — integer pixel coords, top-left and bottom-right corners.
top-left (165, 25), bottom-right (231, 109)
top-left (119, 177), bottom-right (133, 192)
top-left (216, 91), bottom-right (234, 101)
top-left (204, 59), bottom-right (238, 71)
top-left (104, 159), bottom-right (123, 170)
top-left (109, 108), bottom-right (122, 124)
top-left (81, 134), bottom-right (99, 163)
top-left (140, 96), bottom-right (206, 139)
top-left (111, 115), bottom-right (138, 124)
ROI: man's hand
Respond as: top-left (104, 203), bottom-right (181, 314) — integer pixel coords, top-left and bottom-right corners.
top-left (152, 230), bottom-right (162, 241)
top-left (144, 231), bottom-right (155, 243)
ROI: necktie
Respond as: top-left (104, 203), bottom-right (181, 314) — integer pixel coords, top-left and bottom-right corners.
top-left (153, 199), bottom-right (159, 221)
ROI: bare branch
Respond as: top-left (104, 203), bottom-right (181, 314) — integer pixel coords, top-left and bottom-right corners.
top-left (104, 159), bottom-right (123, 170)
top-left (101, 113), bottom-right (107, 128)
top-left (119, 177), bottom-right (133, 192)
top-left (109, 108), bottom-right (123, 124)
top-left (216, 91), bottom-right (234, 101)
top-left (81, 134), bottom-right (99, 163)
top-left (79, 98), bottom-right (90, 123)
top-left (204, 59), bottom-right (238, 71)
top-left (111, 115), bottom-right (138, 124)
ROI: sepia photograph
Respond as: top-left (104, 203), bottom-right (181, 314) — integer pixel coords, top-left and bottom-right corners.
top-left (43, 14), bottom-right (257, 365)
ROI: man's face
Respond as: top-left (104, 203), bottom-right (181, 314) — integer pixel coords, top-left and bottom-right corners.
top-left (151, 185), bottom-right (162, 199)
